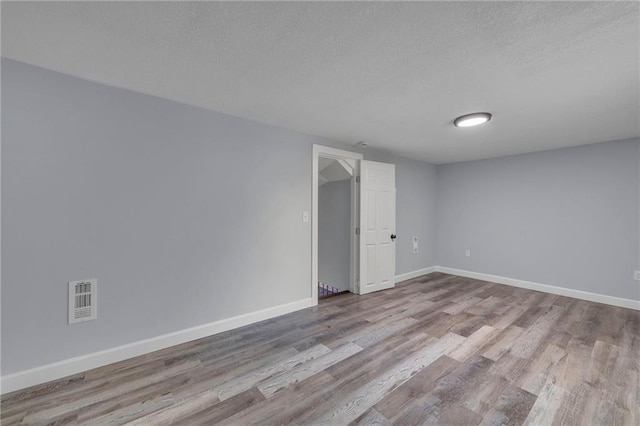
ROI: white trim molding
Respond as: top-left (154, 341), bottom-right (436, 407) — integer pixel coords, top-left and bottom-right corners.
top-left (436, 266), bottom-right (640, 311)
top-left (394, 266), bottom-right (639, 310)
top-left (5, 266), bottom-right (638, 394)
top-left (0, 298), bottom-right (313, 395)
top-left (395, 267), bottom-right (437, 283)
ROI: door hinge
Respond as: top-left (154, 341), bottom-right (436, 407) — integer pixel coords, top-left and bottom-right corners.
top-left (356, 227), bottom-right (360, 235)
top-left (356, 176), bottom-right (360, 183)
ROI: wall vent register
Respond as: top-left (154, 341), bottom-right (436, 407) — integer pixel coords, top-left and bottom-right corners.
top-left (68, 279), bottom-right (97, 324)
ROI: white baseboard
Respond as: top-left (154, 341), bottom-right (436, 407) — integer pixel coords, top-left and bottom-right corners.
top-left (4, 267), bottom-right (637, 394)
top-left (436, 266), bottom-right (640, 311)
top-left (0, 298), bottom-right (314, 395)
top-left (395, 266), bottom-right (437, 283)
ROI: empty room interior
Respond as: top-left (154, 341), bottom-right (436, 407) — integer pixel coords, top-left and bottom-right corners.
top-left (1, 1), bottom-right (639, 425)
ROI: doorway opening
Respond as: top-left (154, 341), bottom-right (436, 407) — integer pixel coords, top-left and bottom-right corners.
top-left (312, 146), bottom-right (362, 305)
top-left (317, 156), bottom-right (355, 299)
top-left (311, 145), bottom-right (397, 305)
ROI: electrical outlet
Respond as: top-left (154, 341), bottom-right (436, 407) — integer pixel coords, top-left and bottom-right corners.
top-left (634, 270), bottom-right (640, 281)
top-left (412, 236), bottom-right (419, 254)
top-left (465, 249), bottom-right (471, 257)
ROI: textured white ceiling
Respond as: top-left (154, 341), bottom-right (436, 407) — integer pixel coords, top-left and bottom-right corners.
top-left (2, 1), bottom-right (638, 163)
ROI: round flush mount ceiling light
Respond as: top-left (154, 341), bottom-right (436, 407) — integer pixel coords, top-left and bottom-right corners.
top-left (453, 112), bottom-right (492, 128)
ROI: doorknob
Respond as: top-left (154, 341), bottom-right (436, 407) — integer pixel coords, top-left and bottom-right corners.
top-left (390, 234), bottom-right (397, 241)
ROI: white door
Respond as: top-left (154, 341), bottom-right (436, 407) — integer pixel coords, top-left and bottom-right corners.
top-left (358, 160), bottom-right (396, 295)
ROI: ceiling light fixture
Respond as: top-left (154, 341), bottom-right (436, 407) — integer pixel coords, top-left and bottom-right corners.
top-left (453, 112), bottom-right (492, 128)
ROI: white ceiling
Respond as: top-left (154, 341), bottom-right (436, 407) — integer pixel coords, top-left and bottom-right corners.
top-left (2, 1), bottom-right (638, 164)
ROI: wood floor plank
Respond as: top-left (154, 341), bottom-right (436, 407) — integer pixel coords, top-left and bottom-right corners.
top-left (291, 319), bottom-right (371, 352)
top-left (447, 325), bottom-right (499, 362)
top-left (389, 355), bottom-right (494, 424)
top-left (443, 296), bottom-right (484, 315)
top-left (123, 390), bottom-right (219, 426)
top-left (423, 403), bottom-right (482, 425)
top-left (257, 342), bottom-right (363, 398)
top-left (74, 373), bottom-right (191, 423)
top-left (364, 297), bottom-right (435, 323)
top-left (20, 359), bottom-right (201, 424)
top-left (549, 382), bottom-right (593, 426)
top-left (216, 372), bottom-right (337, 425)
top-left (450, 313), bottom-right (493, 337)
top-left (306, 333), bottom-right (466, 424)
top-left (351, 407), bottom-right (391, 426)
top-left (479, 385), bottom-right (537, 426)
top-left (216, 344), bottom-right (331, 400)
top-left (324, 331), bottom-right (436, 392)
top-left (327, 317), bottom-right (416, 350)
top-left (289, 334), bottom-right (437, 425)
top-left (466, 295), bottom-right (510, 316)
top-left (486, 352), bottom-right (530, 387)
top-left (482, 325), bottom-right (525, 361)
top-left (522, 381), bottom-right (565, 425)
top-left (490, 304), bottom-right (530, 329)
top-left (517, 343), bottom-right (567, 395)
top-left (2, 272), bottom-right (638, 425)
top-left (297, 334), bottom-right (445, 423)
top-left (554, 337), bottom-right (595, 391)
top-left (159, 345), bottom-right (301, 403)
top-left (374, 355), bottom-right (460, 419)
top-left (177, 387), bottom-right (265, 424)
top-left (352, 318), bottom-right (419, 348)
top-left (463, 372), bottom-right (510, 417)
top-left (79, 392), bottom-right (174, 425)
top-left (585, 340), bottom-right (619, 386)
top-left (509, 305), bottom-right (565, 358)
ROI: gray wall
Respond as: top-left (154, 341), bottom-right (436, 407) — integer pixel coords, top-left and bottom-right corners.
top-left (1, 59), bottom-right (314, 374)
top-left (395, 156), bottom-right (437, 274)
top-left (1, 59), bottom-right (437, 374)
top-left (3, 58), bottom-right (637, 379)
top-left (318, 180), bottom-right (351, 291)
top-left (436, 139), bottom-right (640, 300)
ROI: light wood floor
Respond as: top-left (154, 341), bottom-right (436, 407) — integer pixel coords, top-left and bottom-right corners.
top-left (2, 273), bottom-right (639, 425)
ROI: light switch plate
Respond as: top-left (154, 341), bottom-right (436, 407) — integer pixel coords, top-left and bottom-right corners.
top-left (302, 211), bottom-right (309, 223)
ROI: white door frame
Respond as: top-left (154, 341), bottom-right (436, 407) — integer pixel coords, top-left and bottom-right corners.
top-left (312, 145), bottom-right (363, 305)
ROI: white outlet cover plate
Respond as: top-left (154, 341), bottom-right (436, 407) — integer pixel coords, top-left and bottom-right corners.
top-left (634, 271), bottom-right (640, 281)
